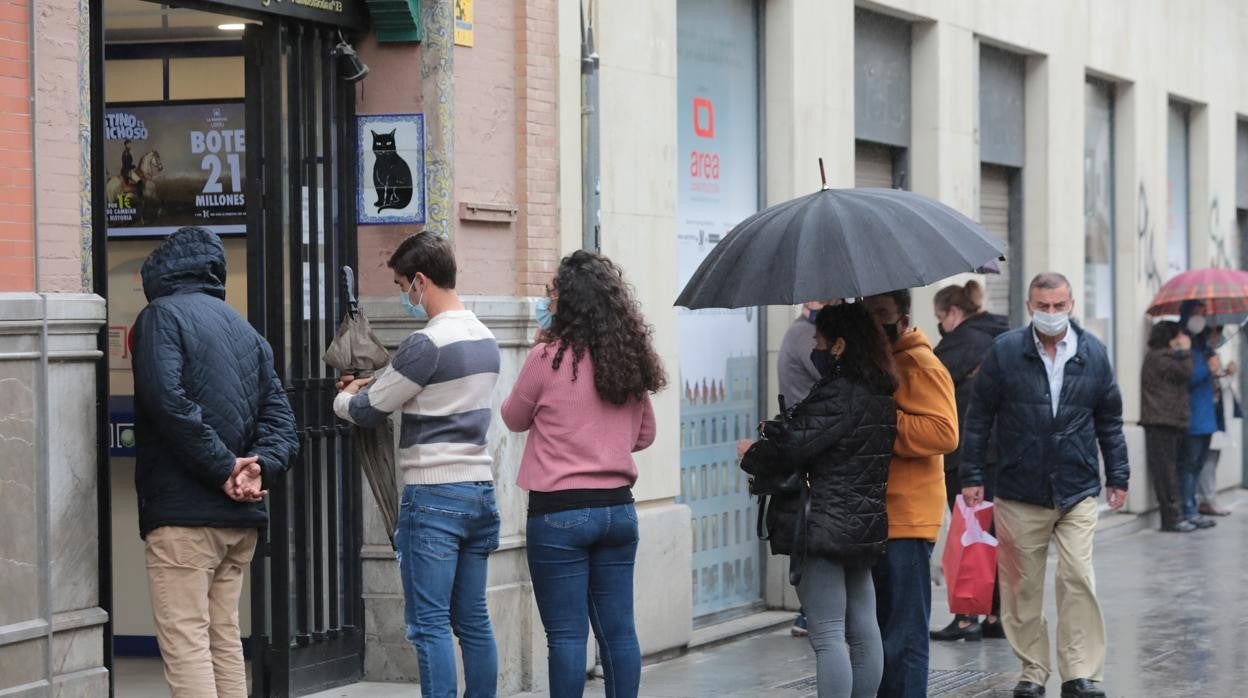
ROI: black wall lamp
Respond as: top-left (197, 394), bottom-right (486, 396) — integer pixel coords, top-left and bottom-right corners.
top-left (334, 33), bottom-right (369, 82)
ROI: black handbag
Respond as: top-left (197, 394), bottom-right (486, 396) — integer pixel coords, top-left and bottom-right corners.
top-left (738, 396), bottom-right (814, 586)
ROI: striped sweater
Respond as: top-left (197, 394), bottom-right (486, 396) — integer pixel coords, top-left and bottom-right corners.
top-left (333, 309), bottom-right (500, 485)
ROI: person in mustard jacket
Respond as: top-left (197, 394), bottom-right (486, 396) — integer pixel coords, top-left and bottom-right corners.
top-left (862, 290), bottom-right (959, 698)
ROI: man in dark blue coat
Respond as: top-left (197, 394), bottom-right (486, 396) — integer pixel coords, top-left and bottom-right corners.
top-left (960, 272), bottom-right (1128, 698)
top-left (132, 226), bottom-right (299, 697)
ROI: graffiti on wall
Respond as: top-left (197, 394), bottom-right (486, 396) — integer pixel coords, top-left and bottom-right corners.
top-left (1138, 181), bottom-right (1163, 297)
top-left (1209, 197), bottom-right (1235, 269)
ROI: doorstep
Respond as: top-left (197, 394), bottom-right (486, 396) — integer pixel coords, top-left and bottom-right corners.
top-left (687, 610), bottom-right (795, 652)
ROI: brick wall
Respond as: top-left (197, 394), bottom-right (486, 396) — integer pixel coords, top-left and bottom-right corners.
top-left (514, 0), bottom-right (559, 297)
top-left (33, 0), bottom-right (84, 293)
top-left (0, 0), bottom-right (32, 291)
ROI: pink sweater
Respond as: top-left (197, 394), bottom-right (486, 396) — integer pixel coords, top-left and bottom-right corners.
top-left (501, 343), bottom-right (656, 492)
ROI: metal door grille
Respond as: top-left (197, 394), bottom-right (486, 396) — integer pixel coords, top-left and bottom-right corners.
top-left (245, 20), bottom-right (364, 697)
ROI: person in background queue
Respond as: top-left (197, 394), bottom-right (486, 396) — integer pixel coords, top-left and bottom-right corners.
top-left (1195, 323), bottom-right (1236, 518)
top-left (1176, 301), bottom-right (1220, 530)
top-left (961, 272), bottom-right (1128, 698)
top-left (336, 232), bottom-right (502, 698)
top-left (861, 289), bottom-right (959, 698)
top-left (1140, 320), bottom-right (1195, 533)
top-left (929, 280), bottom-right (1008, 642)
top-left (132, 227), bottom-right (300, 698)
top-left (777, 299), bottom-right (839, 636)
top-left (739, 302), bottom-right (897, 698)
top-left (501, 250), bottom-right (666, 698)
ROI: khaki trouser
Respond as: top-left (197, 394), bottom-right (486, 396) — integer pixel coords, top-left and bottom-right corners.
top-left (994, 497), bottom-right (1105, 685)
top-left (146, 526), bottom-right (258, 698)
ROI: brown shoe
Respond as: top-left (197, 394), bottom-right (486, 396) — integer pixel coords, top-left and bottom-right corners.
top-left (1199, 503), bottom-right (1232, 517)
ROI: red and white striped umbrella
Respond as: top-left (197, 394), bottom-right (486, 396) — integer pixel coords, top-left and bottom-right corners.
top-left (1146, 267), bottom-right (1248, 317)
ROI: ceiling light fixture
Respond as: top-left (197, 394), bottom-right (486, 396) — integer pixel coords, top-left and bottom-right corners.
top-left (218, 23), bottom-right (246, 31)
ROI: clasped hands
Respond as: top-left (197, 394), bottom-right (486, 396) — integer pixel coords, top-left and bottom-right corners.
top-left (335, 373), bottom-right (374, 395)
top-left (223, 456), bottom-right (267, 503)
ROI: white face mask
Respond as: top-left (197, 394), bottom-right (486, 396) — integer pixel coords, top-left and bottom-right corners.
top-left (1187, 316), bottom-right (1207, 335)
top-left (1032, 310), bottom-right (1070, 337)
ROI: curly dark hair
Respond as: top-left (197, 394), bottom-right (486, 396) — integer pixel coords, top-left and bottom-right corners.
top-left (544, 250), bottom-right (667, 404)
top-left (815, 302), bottom-right (899, 394)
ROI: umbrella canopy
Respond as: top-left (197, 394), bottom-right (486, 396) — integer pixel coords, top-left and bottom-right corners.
top-left (675, 187), bottom-right (1006, 309)
top-left (1146, 267), bottom-right (1248, 317)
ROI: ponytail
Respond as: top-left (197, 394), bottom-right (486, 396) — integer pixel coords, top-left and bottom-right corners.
top-left (934, 280), bottom-right (984, 316)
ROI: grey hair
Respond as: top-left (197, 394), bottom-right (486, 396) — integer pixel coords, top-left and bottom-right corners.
top-left (1028, 272), bottom-right (1072, 296)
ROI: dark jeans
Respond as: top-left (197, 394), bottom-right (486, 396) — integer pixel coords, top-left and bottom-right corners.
top-left (1179, 435), bottom-right (1213, 521)
top-left (873, 539), bottom-right (934, 698)
top-left (395, 483), bottom-right (501, 698)
top-left (527, 504), bottom-right (641, 698)
top-left (1144, 425), bottom-right (1185, 528)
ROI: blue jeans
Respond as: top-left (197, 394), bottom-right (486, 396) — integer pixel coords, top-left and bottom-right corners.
top-left (526, 504), bottom-right (641, 698)
top-left (395, 483), bottom-right (501, 698)
top-left (873, 539), bottom-right (934, 698)
top-left (1179, 435), bottom-right (1213, 521)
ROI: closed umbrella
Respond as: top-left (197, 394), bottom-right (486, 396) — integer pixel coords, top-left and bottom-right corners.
top-left (675, 170), bottom-right (1005, 309)
top-left (323, 267), bottom-right (400, 548)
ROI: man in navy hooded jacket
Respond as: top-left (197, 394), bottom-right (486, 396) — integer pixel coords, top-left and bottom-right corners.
top-left (132, 226), bottom-right (299, 697)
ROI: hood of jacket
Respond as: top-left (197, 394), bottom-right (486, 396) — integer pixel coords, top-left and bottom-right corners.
top-left (893, 325), bottom-right (934, 357)
top-left (141, 226), bottom-right (228, 302)
top-left (960, 311), bottom-right (1010, 339)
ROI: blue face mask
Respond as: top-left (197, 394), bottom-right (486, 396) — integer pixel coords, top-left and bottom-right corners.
top-left (535, 297), bottom-right (554, 331)
top-left (810, 349), bottom-right (833, 377)
top-left (399, 277), bottom-right (427, 320)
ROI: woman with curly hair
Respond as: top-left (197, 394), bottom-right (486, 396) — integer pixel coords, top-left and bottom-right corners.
top-left (501, 250), bottom-right (666, 698)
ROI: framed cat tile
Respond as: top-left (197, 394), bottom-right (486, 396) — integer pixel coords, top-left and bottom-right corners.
top-left (357, 113), bottom-right (426, 225)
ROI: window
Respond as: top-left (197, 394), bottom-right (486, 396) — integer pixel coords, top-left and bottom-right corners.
top-left (1167, 101), bottom-right (1191, 279)
top-left (1084, 79), bottom-right (1116, 359)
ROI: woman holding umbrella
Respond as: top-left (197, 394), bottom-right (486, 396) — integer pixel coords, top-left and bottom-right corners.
top-left (738, 302), bottom-right (898, 698)
top-left (1177, 301), bottom-right (1222, 529)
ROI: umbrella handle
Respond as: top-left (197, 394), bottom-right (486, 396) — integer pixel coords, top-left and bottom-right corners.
top-left (342, 266), bottom-right (359, 317)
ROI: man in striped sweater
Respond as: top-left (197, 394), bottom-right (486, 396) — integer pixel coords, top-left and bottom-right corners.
top-left (335, 232), bottom-right (502, 698)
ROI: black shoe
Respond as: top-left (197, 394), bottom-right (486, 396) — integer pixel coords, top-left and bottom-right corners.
top-left (1161, 521), bottom-right (1197, 532)
top-left (929, 616), bottom-right (982, 641)
top-left (982, 617), bottom-right (1006, 638)
top-left (1061, 678), bottom-right (1107, 698)
top-left (1014, 681), bottom-right (1046, 697)
top-left (1190, 517), bottom-right (1217, 529)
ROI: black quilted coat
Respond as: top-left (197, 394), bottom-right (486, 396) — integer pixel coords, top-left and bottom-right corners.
top-left (961, 323), bottom-right (1130, 510)
top-left (132, 228), bottom-right (300, 538)
top-left (762, 374), bottom-right (896, 567)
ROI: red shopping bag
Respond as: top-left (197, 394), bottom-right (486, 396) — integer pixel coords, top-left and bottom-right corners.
top-left (941, 495), bottom-right (998, 616)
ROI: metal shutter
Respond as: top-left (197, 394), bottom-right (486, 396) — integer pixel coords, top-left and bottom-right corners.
top-left (855, 142), bottom-right (895, 189)
top-left (980, 164), bottom-right (1012, 317)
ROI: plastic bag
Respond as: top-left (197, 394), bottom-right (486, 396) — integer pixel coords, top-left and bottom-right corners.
top-left (941, 495), bottom-right (998, 616)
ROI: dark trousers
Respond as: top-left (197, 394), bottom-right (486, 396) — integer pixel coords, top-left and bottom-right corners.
top-left (1179, 435), bottom-right (1213, 521)
top-left (1144, 425), bottom-right (1185, 528)
top-left (873, 539), bottom-right (934, 698)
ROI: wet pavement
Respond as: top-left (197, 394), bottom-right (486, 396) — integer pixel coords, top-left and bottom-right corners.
top-left (287, 491), bottom-right (1248, 698)
top-left (502, 489), bottom-right (1248, 698)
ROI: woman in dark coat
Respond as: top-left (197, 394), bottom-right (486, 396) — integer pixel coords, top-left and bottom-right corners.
top-left (1139, 320), bottom-right (1194, 532)
top-left (739, 302), bottom-right (897, 698)
top-left (929, 280), bottom-right (1008, 641)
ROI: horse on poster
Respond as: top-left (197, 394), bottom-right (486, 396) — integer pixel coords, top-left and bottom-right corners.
top-left (106, 150), bottom-right (164, 223)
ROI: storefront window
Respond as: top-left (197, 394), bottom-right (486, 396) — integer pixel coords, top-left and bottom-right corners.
top-left (1167, 101), bottom-right (1191, 280)
top-left (1084, 79), bottom-right (1115, 358)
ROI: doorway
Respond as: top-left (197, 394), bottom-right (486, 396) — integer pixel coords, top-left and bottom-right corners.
top-left (98, 1), bottom-right (363, 695)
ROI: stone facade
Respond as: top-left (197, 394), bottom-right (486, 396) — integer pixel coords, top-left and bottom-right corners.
top-left (0, 293), bottom-right (107, 695)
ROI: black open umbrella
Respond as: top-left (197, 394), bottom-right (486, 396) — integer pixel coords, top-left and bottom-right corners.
top-left (676, 179), bottom-right (1005, 309)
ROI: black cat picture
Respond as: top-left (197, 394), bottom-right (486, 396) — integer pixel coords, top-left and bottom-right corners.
top-left (370, 129), bottom-right (414, 213)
